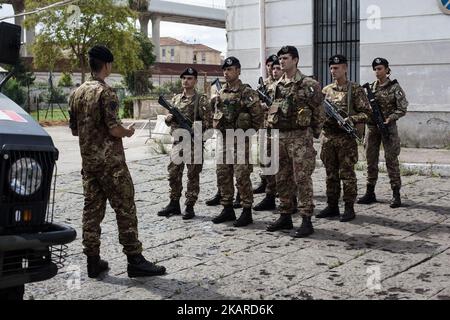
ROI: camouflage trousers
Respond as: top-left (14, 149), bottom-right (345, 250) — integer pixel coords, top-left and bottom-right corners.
top-left (276, 129), bottom-right (317, 216)
top-left (258, 130), bottom-right (277, 196)
top-left (168, 143), bottom-right (203, 206)
top-left (217, 138), bottom-right (253, 208)
top-left (320, 133), bottom-right (358, 204)
top-left (365, 124), bottom-right (402, 188)
top-left (81, 164), bottom-right (143, 257)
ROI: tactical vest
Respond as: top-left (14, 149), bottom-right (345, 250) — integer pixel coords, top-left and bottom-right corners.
top-left (172, 92), bottom-right (201, 123)
top-left (213, 83), bottom-right (252, 130)
top-left (267, 76), bottom-right (313, 131)
top-left (369, 79), bottom-right (399, 124)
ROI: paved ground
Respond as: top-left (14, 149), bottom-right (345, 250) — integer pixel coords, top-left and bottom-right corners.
top-left (24, 125), bottom-right (450, 300)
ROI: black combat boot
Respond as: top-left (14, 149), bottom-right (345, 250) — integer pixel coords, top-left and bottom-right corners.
top-left (157, 200), bottom-right (181, 217)
top-left (266, 214), bottom-right (293, 232)
top-left (253, 178), bottom-right (267, 194)
top-left (357, 184), bottom-right (377, 204)
top-left (316, 203), bottom-right (340, 219)
top-left (206, 192), bottom-right (221, 206)
top-left (127, 254), bottom-right (166, 278)
top-left (254, 194), bottom-right (276, 211)
top-left (340, 202), bottom-right (356, 222)
top-left (212, 206), bottom-right (236, 224)
top-left (87, 255), bottom-right (109, 278)
top-left (293, 216), bottom-right (314, 238)
top-left (182, 205), bottom-right (195, 220)
top-left (233, 192), bottom-right (242, 209)
top-left (234, 207), bottom-right (253, 227)
top-left (292, 196), bottom-right (299, 214)
top-left (390, 187), bottom-right (402, 208)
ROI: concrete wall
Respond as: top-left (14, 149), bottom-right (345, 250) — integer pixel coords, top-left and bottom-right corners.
top-left (226, 0), bottom-right (450, 148)
top-left (226, 0), bottom-right (314, 87)
top-left (360, 0), bottom-right (450, 148)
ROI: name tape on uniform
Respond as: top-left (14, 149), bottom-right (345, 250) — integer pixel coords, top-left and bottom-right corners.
top-left (0, 110), bottom-right (28, 123)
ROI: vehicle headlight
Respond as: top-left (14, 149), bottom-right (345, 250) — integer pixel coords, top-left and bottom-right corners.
top-left (8, 158), bottom-right (43, 196)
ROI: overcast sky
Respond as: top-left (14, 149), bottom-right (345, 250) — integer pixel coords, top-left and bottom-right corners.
top-left (0, 0), bottom-right (227, 54)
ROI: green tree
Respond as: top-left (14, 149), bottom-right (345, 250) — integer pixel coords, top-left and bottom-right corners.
top-left (123, 32), bottom-right (156, 95)
top-left (25, 0), bottom-right (144, 83)
top-left (3, 78), bottom-right (26, 106)
top-left (58, 72), bottom-right (74, 87)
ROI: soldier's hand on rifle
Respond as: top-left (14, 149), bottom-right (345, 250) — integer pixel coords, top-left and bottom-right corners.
top-left (166, 114), bottom-right (174, 122)
top-left (384, 117), bottom-right (392, 125)
top-left (344, 117), bottom-right (354, 126)
top-left (126, 123), bottom-right (135, 137)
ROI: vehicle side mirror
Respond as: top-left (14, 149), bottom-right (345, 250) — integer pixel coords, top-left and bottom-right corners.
top-left (0, 22), bottom-right (22, 65)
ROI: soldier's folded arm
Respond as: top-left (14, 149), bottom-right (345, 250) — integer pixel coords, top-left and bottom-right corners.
top-left (388, 85), bottom-right (409, 122)
top-left (246, 89), bottom-right (264, 129)
top-left (308, 81), bottom-right (326, 138)
top-left (101, 89), bottom-right (133, 138)
top-left (68, 93), bottom-right (78, 136)
top-left (349, 86), bottom-right (370, 123)
top-left (199, 95), bottom-right (211, 130)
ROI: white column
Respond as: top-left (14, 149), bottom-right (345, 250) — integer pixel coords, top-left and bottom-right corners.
top-left (151, 15), bottom-right (161, 62)
top-left (139, 15), bottom-right (150, 37)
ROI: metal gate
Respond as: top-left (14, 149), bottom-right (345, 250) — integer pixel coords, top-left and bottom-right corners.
top-left (313, 0), bottom-right (360, 86)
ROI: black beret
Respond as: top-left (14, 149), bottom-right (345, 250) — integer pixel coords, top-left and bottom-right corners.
top-left (272, 58), bottom-right (280, 67)
top-left (277, 46), bottom-right (299, 59)
top-left (180, 67), bottom-right (198, 78)
top-left (88, 45), bottom-right (114, 63)
top-left (372, 57), bottom-right (389, 70)
top-left (265, 54), bottom-right (278, 65)
top-left (329, 54), bottom-right (348, 66)
top-left (222, 56), bottom-right (241, 69)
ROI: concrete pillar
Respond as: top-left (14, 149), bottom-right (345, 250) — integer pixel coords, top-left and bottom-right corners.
top-left (24, 23), bottom-right (35, 57)
top-left (139, 14), bottom-right (150, 37)
top-left (151, 15), bottom-right (161, 62)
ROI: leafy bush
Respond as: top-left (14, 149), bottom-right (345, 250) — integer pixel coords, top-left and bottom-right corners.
top-left (2, 79), bottom-right (26, 106)
top-left (58, 72), bottom-right (74, 87)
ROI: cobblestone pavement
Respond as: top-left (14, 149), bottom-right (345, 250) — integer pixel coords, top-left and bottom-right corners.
top-left (24, 128), bottom-right (450, 300)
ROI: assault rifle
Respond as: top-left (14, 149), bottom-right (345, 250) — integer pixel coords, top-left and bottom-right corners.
top-left (324, 99), bottom-right (362, 143)
top-left (363, 83), bottom-right (390, 141)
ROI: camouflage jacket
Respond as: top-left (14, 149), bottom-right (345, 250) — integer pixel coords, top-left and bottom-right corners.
top-left (368, 79), bottom-right (408, 125)
top-left (212, 80), bottom-right (263, 131)
top-left (267, 70), bottom-right (325, 136)
top-left (322, 81), bottom-right (371, 135)
top-left (165, 91), bottom-right (211, 134)
top-left (69, 76), bottom-right (125, 172)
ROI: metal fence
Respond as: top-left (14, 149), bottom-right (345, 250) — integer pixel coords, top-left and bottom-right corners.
top-left (313, 0), bottom-right (360, 86)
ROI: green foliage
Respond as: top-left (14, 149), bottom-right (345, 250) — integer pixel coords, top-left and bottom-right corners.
top-left (4, 58), bottom-right (36, 87)
top-left (25, 0), bottom-right (143, 82)
top-left (39, 86), bottom-right (67, 104)
top-left (2, 78), bottom-right (26, 106)
top-left (58, 72), bottom-right (74, 87)
top-left (123, 33), bottom-right (155, 95)
top-left (152, 80), bottom-right (182, 96)
top-left (122, 97), bottom-right (134, 118)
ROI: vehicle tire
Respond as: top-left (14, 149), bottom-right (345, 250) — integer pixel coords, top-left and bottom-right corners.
top-left (0, 285), bottom-right (25, 300)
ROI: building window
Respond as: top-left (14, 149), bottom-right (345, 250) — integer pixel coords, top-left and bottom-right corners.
top-left (314, 0), bottom-right (360, 85)
top-left (201, 53), bottom-right (206, 64)
top-left (193, 54), bottom-right (197, 64)
top-left (162, 48), bottom-right (166, 62)
top-left (170, 48), bottom-right (175, 62)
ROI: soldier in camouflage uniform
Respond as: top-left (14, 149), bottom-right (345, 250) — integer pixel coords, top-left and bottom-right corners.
top-left (211, 57), bottom-right (264, 227)
top-left (157, 68), bottom-right (210, 220)
top-left (358, 58), bottom-right (408, 208)
top-left (254, 54), bottom-right (278, 196)
top-left (69, 45), bottom-right (166, 279)
top-left (254, 57), bottom-right (284, 212)
top-left (317, 55), bottom-right (371, 222)
top-left (266, 46), bottom-right (325, 238)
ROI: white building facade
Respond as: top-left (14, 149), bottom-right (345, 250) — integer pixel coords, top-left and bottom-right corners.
top-left (226, 0), bottom-right (450, 148)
